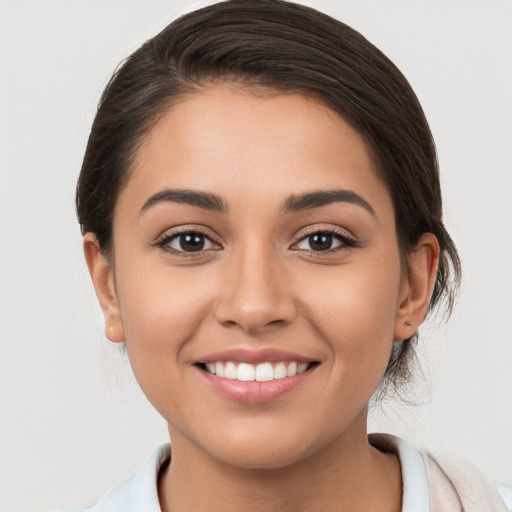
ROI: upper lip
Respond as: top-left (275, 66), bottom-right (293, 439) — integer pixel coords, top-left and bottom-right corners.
top-left (196, 348), bottom-right (317, 365)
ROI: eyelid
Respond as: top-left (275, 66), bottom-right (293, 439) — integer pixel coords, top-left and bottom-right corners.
top-left (154, 224), bottom-right (357, 256)
top-left (155, 226), bottom-right (222, 255)
top-left (290, 225), bottom-right (357, 251)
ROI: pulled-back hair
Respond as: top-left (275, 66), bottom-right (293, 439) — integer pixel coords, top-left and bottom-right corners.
top-left (76, 0), bottom-right (461, 393)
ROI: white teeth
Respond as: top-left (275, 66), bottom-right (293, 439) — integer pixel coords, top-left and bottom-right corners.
top-left (255, 362), bottom-right (274, 382)
top-left (297, 363), bottom-right (308, 374)
top-left (224, 362), bottom-right (237, 380)
top-left (286, 362), bottom-right (297, 377)
top-left (203, 361), bottom-right (312, 381)
top-left (215, 362), bottom-right (225, 377)
top-left (274, 362), bottom-right (287, 379)
top-left (237, 363), bottom-right (255, 381)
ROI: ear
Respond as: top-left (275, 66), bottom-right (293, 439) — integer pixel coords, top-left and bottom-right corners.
top-left (83, 233), bottom-right (125, 343)
top-left (394, 233), bottom-right (440, 341)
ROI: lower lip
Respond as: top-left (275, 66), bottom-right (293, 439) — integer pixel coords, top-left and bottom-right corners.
top-left (196, 366), bottom-right (317, 403)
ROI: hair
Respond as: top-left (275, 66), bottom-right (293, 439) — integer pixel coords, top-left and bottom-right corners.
top-left (76, 0), bottom-right (461, 394)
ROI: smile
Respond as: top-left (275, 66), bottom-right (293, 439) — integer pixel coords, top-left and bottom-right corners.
top-left (201, 361), bottom-right (311, 382)
top-left (194, 349), bottom-right (320, 403)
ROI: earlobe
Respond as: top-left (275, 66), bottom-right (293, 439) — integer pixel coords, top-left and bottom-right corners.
top-left (83, 233), bottom-right (125, 343)
top-left (394, 233), bottom-right (440, 341)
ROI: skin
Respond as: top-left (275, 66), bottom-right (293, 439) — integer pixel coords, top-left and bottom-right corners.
top-left (85, 87), bottom-right (439, 512)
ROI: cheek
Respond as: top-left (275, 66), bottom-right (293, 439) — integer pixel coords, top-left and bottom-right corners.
top-left (296, 255), bottom-right (401, 384)
top-left (114, 261), bottom-right (217, 385)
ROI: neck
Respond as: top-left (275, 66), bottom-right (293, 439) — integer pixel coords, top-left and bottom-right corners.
top-left (158, 410), bottom-right (402, 512)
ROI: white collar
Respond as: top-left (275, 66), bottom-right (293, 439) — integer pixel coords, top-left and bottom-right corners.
top-left (88, 443), bottom-right (169, 511)
top-left (369, 433), bottom-right (430, 512)
top-left (85, 434), bottom-right (430, 511)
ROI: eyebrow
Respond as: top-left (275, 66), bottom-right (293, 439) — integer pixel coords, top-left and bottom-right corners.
top-left (140, 187), bottom-right (375, 217)
top-left (140, 189), bottom-right (229, 214)
top-left (281, 189), bottom-right (375, 216)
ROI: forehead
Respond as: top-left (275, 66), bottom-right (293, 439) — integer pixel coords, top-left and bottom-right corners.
top-left (120, 87), bottom-right (392, 217)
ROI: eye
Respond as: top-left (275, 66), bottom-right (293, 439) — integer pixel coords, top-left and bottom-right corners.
top-left (293, 230), bottom-right (355, 252)
top-left (158, 231), bottom-right (219, 254)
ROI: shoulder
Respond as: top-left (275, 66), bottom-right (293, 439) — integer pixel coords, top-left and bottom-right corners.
top-left (496, 482), bottom-right (512, 511)
top-left (370, 433), bottom-right (512, 512)
top-left (420, 447), bottom-right (512, 512)
top-left (58, 444), bottom-right (170, 512)
top-left (57, 438), bottom-right (511, 512)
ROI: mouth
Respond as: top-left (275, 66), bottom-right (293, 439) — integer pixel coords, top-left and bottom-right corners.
top-left (196, 360), bottom-right (319, 382)
top-left (194, 353), bottom-right (320, 403)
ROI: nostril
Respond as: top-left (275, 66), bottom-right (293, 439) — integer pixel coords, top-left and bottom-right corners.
top-left (213, 273), bottom-right (297, 333)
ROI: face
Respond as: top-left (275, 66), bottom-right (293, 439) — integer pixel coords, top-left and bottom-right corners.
top-left (87, 87), bottom-right (432, 470)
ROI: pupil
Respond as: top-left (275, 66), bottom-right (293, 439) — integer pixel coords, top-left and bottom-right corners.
top-left (309, 233), bottom-right (332, 251)
top-left (180, 234), bottom-right (205, 252)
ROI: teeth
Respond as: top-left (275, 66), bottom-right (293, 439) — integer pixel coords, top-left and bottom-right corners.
top-left (297, 363), bottom-right (308, 374)
top-left (286, 361), bottom-right (297, 377)
top-left (215, 362), bottom-right (225, 377)
top-left (225, 362), bottom-right (237, 380)
top-left (203, 361), bottom-right (312, 381)
top-left (274, 362), bottom-right (287, 379)
top-left (255, 362), bottom-right (273, 382)
top-left (237, 363), bottom-right (255, 381)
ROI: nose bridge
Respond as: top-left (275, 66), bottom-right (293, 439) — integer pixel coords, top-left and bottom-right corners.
top-left (214, 237), bottom-right (295, 333)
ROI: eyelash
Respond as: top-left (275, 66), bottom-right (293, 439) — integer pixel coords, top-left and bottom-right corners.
top-left (156, 228), bottom-right (220, 257)
top-left (292, 226), bottom-right (357, 253)
top-left (155, 226), bottom-right (357, 257)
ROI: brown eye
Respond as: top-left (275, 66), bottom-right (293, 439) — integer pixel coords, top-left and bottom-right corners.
top-left (307, 233), bottom-right (335, 251)
top-left (295, 232), bottom-right (344, 252)
top-left (164, 232), bottom-right (218, 253)
top-left (178, 233), bottom-right (205, 252)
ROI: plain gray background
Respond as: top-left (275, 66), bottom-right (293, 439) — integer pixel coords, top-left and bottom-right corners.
top-left (1, 1), bottom-right (511, 510)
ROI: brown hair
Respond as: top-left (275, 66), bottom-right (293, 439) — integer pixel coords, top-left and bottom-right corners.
top-left (76, 0), bottom-right (461, 393)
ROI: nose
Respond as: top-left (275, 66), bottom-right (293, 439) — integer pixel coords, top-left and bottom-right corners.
top-left (214, 244), bottom-right (297, 334)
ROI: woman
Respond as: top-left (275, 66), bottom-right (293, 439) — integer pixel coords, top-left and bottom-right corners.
top-left (62, 0), bottom-right (510, 510)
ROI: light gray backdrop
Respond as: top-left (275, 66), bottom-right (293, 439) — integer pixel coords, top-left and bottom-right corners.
top-left (1, 1), bottom-right (511, 510)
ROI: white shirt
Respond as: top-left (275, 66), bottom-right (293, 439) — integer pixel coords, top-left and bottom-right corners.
top-left (62, 435), bottom-right (512, 512)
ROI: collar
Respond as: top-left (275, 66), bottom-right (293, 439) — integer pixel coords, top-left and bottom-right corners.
top-left (87, 434), bottom-right (429, 512)
top-left (88, 443), bottom-right (170, 511)
top-left (369, 433), bottom-right (430, 512)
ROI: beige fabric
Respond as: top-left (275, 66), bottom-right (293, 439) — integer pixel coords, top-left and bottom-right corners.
top-left (422, 451), bottom-right (509, 512)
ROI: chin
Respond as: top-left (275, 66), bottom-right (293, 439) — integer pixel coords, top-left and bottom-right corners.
top-left (211, 441), bottom-right (313, 470)
top-left (192, 420), bottom-right (335, 471)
